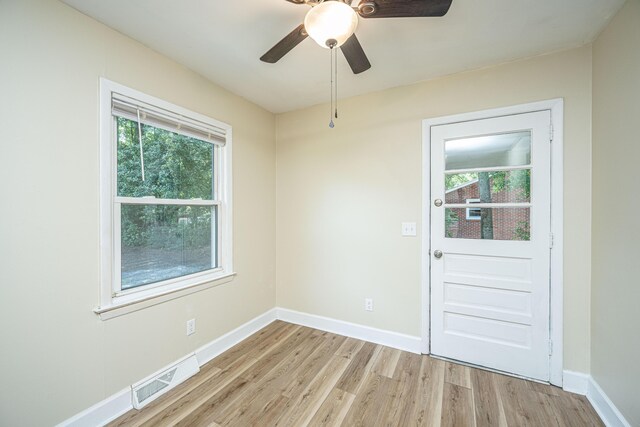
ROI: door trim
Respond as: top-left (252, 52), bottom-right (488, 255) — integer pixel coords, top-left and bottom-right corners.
top-left (421, 99), bottom-right (564, 386)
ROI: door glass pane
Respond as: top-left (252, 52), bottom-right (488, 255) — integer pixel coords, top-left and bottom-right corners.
top-left (445, 170), bottom-right (530, 204)
top-left (445, 207), bottom-right (530, 241)
top-left (445, 131), bottom-right (531, 171)
top-left (121, 204), bottom-right (217, 290)
top-left (117, 117), bottom-right (214, 200)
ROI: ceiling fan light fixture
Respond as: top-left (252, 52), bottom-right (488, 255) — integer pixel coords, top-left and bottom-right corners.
top-left (304, 1), bottom-right (358, 49)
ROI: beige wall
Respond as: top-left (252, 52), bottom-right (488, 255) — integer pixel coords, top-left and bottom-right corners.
top-left (276, 47), bottom-right (593, 373)
top-left (0, 0), bottom-right (276, 425)
top-left (6, 0), bottom-right (633, 424)
top-left (592, 0), bottom-right (640, 424)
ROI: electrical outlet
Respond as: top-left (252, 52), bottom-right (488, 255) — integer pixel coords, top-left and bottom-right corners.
top-left (365, 298), bottom-right (373, 311)
top-left (186, 319), bottom-right (196, 336)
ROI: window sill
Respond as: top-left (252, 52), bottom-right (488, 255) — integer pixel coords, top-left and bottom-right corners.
top-left (94, 272), bottom-right (236, 320)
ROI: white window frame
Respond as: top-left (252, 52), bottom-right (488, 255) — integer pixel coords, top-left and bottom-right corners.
top-left (465, 198), bottom-right (481, 220)
top-left (95, 79), bottom-right (234, 319)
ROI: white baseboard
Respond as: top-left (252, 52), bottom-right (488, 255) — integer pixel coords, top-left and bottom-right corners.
top-left (586, 377), bottom-right (632, 427)
top-left (562, 370), bottom-right (589, 394)
top-left (57, 308), bottom-right (277, 427)
top-left (562, 370), bottom-right (631, 427)
top-left (275, 307), bottom-right (422, 354)
top-left (56, 388), bottom-right (131, 427)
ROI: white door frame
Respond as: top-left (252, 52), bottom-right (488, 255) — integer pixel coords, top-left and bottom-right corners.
top-left (421, 99), bottom-right (564, 386)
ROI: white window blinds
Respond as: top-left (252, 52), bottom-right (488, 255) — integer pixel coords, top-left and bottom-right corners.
top-left (111, 92), bottom-right (226, 146)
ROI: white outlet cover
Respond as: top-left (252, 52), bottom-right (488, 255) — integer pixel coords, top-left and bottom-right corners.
top-left (365, 298), bottom-right (373, 311)
top-left (402, 222), bottom-right (417, 236)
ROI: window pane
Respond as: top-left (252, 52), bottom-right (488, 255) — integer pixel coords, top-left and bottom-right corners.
top-left (445, 131), bottom-right (531, 170)
top-left (121, 204), bottom-right (217, 290)
top-left (445, 170), bottom-right (530, 204)
top-left (117, 117), bottom-right (214, 200)
top-left (445, 207), bottom-right (530, 241)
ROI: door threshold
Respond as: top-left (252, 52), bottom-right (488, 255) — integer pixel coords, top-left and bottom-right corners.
top-left (428, 353), bottom-right (552, 386)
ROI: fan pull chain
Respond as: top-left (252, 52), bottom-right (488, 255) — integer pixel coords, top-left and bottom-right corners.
top-left (329, 46), bottom-right (334, 128)
top-left (334, 47), bottom-right (338, 120)
top-left (328, 45), bottom-right (340, 128)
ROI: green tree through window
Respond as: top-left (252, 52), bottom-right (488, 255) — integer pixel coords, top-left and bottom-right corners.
top-left (117, 117), bottom-right (216, 288)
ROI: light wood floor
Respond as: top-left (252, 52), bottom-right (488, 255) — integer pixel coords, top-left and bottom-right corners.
top-left (109, 321), bottom-right (603, 427)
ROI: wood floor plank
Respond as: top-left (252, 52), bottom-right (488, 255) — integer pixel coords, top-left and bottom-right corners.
top-left (377, 374), bottom-right (408, 427)
top-left (392, 370), bottom-right (421, 425)
top-left (495, 373), bottom-right (547, 427)
top-left (217, 332), bottom-right (343, 423)
top-left (378, 373), bottom-right (407, 426)
top-left (173, 376), bottom-right (254, 427)
top-left (251, 328), bottom-right (326, 387)
top-left (548, 393), bottom-right (605, 427)
top-left (109, 322), bottom-right (604, 427)
top-left (384, 349), bottom-right (423, 425)
top-left (393, 351), bottom-right (422, 379)
top-left (214, 354), bottom-right (300, 425)
top-left (242, 326), bottom-right (315, 382)
top-left (221, 389), bottom-right (289, 427)
top-left (370, 346), bottom-right (401, 378)
top-left (210, 321), bottom-right (297, 369)
top-left (410, 356), bottom-right (445, 426)
top-left (307, 388), bottom-right (355, 426)
top-left (335, 337), bottom-right (365, 359)
top-left (341, 373), bottom-right (395, 427)
top-left (334, 341), bottom-right (378, 394)
top-left (572, 394), bottom-right (606, 426)
top-left (279, 333), bottom-right (346, 398)
top-left (242, 393), bottom-right (290, 426)
top-left (441, 382), bottom-right (474, 427)
top-left (274, 355), bottom-right (351, 426)
top-left (470, 367), bottom-right (506, 427)
top-left (527, 390), bottom-right (565, 427)
top-left (445, 360), bottom-right (472, 388)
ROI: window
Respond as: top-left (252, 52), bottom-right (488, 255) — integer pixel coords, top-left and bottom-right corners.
top-left (97, 79), bottom-right (233, 317)
top-left (466, 198), bottom-right (481, 220)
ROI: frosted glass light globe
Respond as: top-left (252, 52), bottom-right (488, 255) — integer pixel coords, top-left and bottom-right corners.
top-left (304, 1), bottom-right (358, 48)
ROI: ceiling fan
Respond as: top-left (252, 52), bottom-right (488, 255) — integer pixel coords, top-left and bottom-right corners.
top-left (260, 0), bottom-right (454, 74)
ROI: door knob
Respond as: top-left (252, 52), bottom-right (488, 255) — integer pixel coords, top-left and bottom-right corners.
top-left (434, 199), bottom-right (443, 207)
top-left (433, 250), bottom-right (443, 259)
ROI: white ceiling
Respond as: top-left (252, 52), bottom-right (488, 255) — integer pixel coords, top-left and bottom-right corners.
top-left (61, 0), bottom-right (624, 113)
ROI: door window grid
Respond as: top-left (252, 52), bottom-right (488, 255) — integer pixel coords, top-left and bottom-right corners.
top-left (443, 131), bottom-right (532, 241)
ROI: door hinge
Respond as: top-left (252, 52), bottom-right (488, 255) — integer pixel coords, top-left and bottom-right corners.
top-left (549, 233), bottom-right (554, 249)
top-left (549, 339), bottom-right (553, 356)
top-left (549, 123), bottom-right (554, 142)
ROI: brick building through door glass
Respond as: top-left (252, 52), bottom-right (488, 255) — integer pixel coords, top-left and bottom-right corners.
top-left (444, 174), bottom-right (530, 241)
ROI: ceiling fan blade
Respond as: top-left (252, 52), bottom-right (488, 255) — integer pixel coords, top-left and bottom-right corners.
top-left (356, 0), bottom-right (453, 18)
top-left (340, 34), bottom-right (371, 74)
top-left (260, 24), bottom-right (308, 64)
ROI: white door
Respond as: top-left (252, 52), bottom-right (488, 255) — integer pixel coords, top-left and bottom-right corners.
top-left (430, 111), bottom-right (551, 381)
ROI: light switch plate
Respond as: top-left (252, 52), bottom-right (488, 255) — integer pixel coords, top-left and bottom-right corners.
top-left (402, 222), bottom-right (417, 236)
top-left (186, 319), bottom-right (196, 336)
